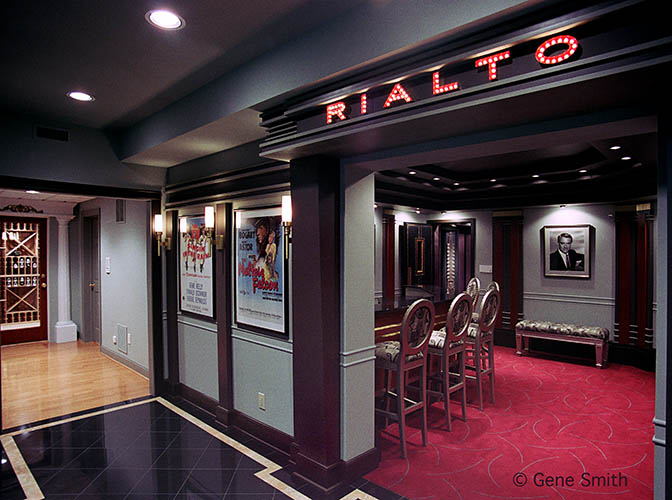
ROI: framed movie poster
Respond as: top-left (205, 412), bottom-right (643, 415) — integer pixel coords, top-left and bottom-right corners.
top-left (543, 224), bottom-right (591, 279)
top-left (179, 216), bottom-right (214, 317)
top-left (235, 207), bottom-right (286, 335)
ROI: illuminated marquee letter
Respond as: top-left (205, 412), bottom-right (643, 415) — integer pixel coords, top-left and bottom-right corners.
top-left (383, 83), bottom-right (412, 108)
top-left (432, 72), bottom-right (459, 95)
top-left (475, 51), bottom-right (510, 80)
top-left (326, 102), bottom-right (347, 124)
top-left (536, 35), bottom-right (579, 65)
top-left (361, 93), bottom-right (367, 115)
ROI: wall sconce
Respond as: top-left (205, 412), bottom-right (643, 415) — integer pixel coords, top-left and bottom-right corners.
top-left (203, 205), bottom-right (224, 251)
top-left (179, 217), bottom-right (188, 234)
top-left (282, 195), bottom-right (292, 260)
top-left (153, 213), bottom-right (171, 256)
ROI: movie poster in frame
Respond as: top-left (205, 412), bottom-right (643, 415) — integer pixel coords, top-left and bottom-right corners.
top-left (179, 216), bottom-right (214, 317)
top-left (543, 224), bottom-right (591, 279)
top-left (235, 207), bottom-right (286, 335)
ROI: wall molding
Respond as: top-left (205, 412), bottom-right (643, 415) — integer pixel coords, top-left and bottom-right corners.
top-left (100, 345), bottom-right (149, 378)
top-left (177, 316), bottom-right (218, 333)
top-left (341, 356), bottom-right (375, 368)
top-left (231, 332), bottom-right (293, 353)
top-left (524, 291), bottom-right (615, 307)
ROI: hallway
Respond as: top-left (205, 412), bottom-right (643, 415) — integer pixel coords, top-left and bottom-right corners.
top-left (1, 340), bottom-right (149, 430)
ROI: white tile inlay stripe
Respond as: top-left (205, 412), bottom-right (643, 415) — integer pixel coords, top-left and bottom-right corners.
top-left (1, 434), bottom-right (44, 499)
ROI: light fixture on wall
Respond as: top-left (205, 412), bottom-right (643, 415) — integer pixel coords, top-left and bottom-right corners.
top-left (153, 213), bottom-right (170, 256)
top-left (179, 217), bottom-right (188, 234)
top-left (282, 195), bottom-right (292, 260)
top-left (203, 205), bottom-right (224, 251)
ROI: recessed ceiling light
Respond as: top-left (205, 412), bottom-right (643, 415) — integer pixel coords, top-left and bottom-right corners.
top-left (25, 190), bottom-right (40, 194)
top-left (67, 91), bottom-right (94, 102)
top-left (579, 169), bottom-right (587, 173)
top-left (532, 174), bottom-right (540, 178)
top-left (146, 10), bottom-right (185, 30)
top-left (633, 162), bottom-right (642, 168)
top-left (373, 204), bottom-right (378, 209)
top-left (415, 209), bottom-right (420, 214)
top-left (453, 182), bottom-right (460, 186)
top-left (610, 145), bottom-right (621, 150)
top-left (621, 156), bottom-right (632, 161)
top-left (433, 177), bottom-right (440, 181)
top-left (490, 179), bottom-right (496, 182)
top-left (408, 171), bottom-right (417, 175)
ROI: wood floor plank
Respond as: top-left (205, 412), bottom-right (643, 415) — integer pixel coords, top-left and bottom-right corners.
top-left (1, 340), bottom-right (149, 429)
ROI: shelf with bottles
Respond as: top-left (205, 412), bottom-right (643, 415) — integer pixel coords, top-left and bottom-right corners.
top-left (3, 256), bottom-right (39, 275)
top-left (4, 276), bottom-right (40, 288)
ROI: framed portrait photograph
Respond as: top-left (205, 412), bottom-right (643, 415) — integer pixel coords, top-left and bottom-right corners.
top-left (179, 216), bottom-right (214, 318)
top-left (234, 207), bottom-right (287, 336)
top-left (543, 225), bottom-right (591, 278)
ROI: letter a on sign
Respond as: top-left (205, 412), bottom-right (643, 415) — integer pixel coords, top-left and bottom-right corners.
top-left (383, 83), bottom-right (413, 108)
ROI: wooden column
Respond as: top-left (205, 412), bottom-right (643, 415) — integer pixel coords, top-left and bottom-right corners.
top-left (151, 200), bottom-right (167, 395)
top-left (290, 156), bottom-right (342, 492)
top-left (215, 203), bottom-right (234, 426)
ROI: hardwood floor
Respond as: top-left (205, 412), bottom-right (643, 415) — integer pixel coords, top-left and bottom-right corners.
top-left (1, 340), bottom-right (150, 430)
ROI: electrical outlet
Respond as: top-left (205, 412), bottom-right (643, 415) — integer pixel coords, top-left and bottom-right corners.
top-left (257, 392), bottom-right (266, 411)
top-left (113, 335), bottom-right (117, 344)
top-left (127, 333), bottom-right (131, 345)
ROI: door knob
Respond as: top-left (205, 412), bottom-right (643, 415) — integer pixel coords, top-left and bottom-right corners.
top-left (41, 283), bottom-right (47, 288)
top-left (89, 282), bottom-right (95, 289)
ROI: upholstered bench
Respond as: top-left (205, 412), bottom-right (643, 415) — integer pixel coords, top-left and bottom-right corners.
top-left (515, 320), bottom-right (609, 368)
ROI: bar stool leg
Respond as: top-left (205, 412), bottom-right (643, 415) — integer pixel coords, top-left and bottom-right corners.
top-left (459, 350), bottom-right (467, 421)
top-left (488, 341), bottom-right (495, 404)
top-left (442, 354), bottom-right (451, 431)
top-left (475, 340), bottom-right (484, 411)
top-left (420, 363), bottom-right (428, 446)
top-left (397, 369), bottom-right (407, 459)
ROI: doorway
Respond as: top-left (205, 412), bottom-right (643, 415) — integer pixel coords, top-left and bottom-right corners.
top-left (0, 216), bottom-right (47, 345)
top-left (81, 213), bottom-right (101, 343)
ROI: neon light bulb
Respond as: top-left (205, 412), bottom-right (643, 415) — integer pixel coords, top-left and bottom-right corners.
top-left (536, 35), bottom-right (578, 65)
top-left (383, 83), bottom-right (412, 108)
top-left (326, 102), bottom-right (347, 124)
top-left (433, 72), bottom-right (459, 95)
top-left (475, 51), bottom-right (510, 81)
top-left (360, 94), bottom-right (367, 114)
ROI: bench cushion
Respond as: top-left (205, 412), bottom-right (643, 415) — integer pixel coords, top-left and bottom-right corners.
top-left (515, 320), bottom-right (608, 340)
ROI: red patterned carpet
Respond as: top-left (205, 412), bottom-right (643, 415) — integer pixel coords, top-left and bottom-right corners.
top-left (367, 346), bottom-right (655, 500)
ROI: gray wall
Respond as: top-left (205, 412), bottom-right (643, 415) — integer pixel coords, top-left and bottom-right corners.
top-left (177, 314), bottom-right (219, 400)
top-left (0, 113), bottom-right (164, 189)
top-left (77, 198), bottom-right (151, 370)
top-left (522, 204), bottom-right (615, 334)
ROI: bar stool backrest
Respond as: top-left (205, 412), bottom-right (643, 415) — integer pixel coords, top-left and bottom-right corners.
top-left (445, 292), bottom-right (473, 344)
top-left (486, 281), bottom-right (500, 293)
top-left (400, 299), bottom-right (435, 361)
top-left (478, 287), bottom-right (500, 336)
top-left (465, 277), bottom-right (481, 310)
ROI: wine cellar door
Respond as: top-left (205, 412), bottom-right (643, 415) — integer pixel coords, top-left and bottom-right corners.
top-left (1, 217), bottom-right (48, 344)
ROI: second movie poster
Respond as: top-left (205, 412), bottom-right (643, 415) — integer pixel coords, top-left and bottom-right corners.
top-left (235, 208), bottom-right (285, 334)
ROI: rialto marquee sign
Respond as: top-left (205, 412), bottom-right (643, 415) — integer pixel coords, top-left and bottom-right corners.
top-left (324, 34), bottom-right (580, 126)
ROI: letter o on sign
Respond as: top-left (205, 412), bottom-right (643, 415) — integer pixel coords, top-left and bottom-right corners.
top-left (536, 35), bottom-right (579, 65)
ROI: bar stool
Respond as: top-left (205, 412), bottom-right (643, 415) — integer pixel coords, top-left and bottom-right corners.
top-left (375, 299), bottom-right (434, 458)
top-left (464, 287), bottom-right (500, 410)
top-left (472, 281), bottom-right (500, 323)
top-left (427, 292), bottom-right (472, 431)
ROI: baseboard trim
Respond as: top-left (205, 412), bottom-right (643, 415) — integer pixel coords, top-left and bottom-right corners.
top-left (231, 411), bottom-right (294, 458)
top-left (100, 345), bottom-right (149, 378)
top-left (177, 383), bottom-right (218, 415)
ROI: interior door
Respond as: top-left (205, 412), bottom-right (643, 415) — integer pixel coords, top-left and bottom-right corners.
top-left (82, 215), bottom-right (101, 343)
top-left (1, 217), bottom-right (48, 344)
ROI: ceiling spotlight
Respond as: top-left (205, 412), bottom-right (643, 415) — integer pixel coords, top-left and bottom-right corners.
top-left (415, 209), bottom-right (420, 214)
top-left (67, 91), bottom-right (94, 102)
top-left (579, 169), bottom-right (587, 173)
top-left (25, 190), bottom-right (40, 194)
top-left (146, 10), bottom-right (185, 30)
top-left (532, 174), bottom-right (540, 178)
top-left (433, 177), bottom-right (440, 181)
top-left (621, 156), bottom-right (631, 161)
top-left (610, 145), bottom-right (621, 150)
top-left (373, 204), bottom-right (378, 209)
top-left (408, 170), bottom-right (417, 175)
top-left (490, 179), bottom-right (496, 182)
top-left (453, 182), bottom-right (460, 186)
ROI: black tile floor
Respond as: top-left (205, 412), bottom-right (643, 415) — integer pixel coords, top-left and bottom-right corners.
top-left (1, 398), bottom-right (405, 500)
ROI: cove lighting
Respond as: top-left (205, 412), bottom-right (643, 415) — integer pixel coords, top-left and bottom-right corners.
top-left (67, 91), bottom-right (94, 102)
top-left (146, 10), bottom-right (185, 30)
top-left (25, 190), bottom-right (40, 194)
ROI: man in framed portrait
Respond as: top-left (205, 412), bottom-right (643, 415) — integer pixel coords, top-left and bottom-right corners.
top-left (549, 232), bottom-right (584, 271)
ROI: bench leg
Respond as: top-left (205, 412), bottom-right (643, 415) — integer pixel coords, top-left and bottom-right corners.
top-left (516, 331), bottom-right (523, 355)
top-left (595, 342), bottom-right (603, 368)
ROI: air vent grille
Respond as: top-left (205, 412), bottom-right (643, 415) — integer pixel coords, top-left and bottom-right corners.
top-left (35, 126), bottom-right (69, 142)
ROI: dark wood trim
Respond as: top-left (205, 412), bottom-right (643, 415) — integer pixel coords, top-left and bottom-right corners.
top-left (616, 219), bottom-right (631, 345)
top-left (165, 210), bottom-right (180, 390)
top-left (0, 175), bottom-right (160, 200)
top-left (343, 447), bottom-right (380, 484)
top-left (382, 213), bottom-right (395, 307)
top-left (635, 212), bottom-right (648, 348)
top-left (509, 221), bottom-right (521, 326)
top-left (493, 219), bottom-right (504, 329)
top-left (290, 156), bottom-right (342, 491)
top-left (231, 411), bottom-right (293, 458)
top-left (215, 203), bottom-right (234, 426)
top-left (150, 200), bottom-right (167, 395)
top-left (177, 383), bottom-right (218, 416)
